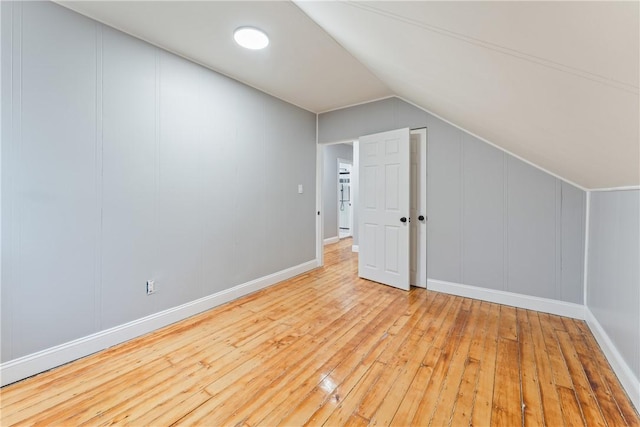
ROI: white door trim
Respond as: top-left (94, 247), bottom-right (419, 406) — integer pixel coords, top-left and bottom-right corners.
top-left (410, 128), bottom-right (427, 288)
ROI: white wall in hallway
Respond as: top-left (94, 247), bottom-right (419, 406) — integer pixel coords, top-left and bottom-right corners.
top-left (322, 143), bottom-right (353, 240)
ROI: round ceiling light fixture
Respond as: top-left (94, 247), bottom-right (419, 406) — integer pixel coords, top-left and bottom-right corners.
top-left (233, 27), bottom-right (269, 50)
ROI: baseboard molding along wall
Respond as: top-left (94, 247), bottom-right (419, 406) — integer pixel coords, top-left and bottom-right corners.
top-left (427, 279), bottom-right (585, 319)
top-left (585, 309), bottom-right (640, 410)
top-left (428, 278), bottom-right (640, 412)
top-left (3, 265), bottom-right (637, 413)
top-left (323, 236), bottom-right (340, 245)
top-left (0, 259), bottom-right (317, 387)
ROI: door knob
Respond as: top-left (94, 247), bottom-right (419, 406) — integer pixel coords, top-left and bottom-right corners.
top-left (400, 217), bottom-right (407, 223)
top-left (418, 215), bottom-right (425, 221)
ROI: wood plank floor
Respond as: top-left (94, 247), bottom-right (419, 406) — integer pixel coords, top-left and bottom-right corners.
top-left (1, 238), bottom-right (638, 426)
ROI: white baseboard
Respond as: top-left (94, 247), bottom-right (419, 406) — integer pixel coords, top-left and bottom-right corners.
top-left (585, 308), bottom-right (640, 411)
top-left (427, 279), bottom-right (640, 411)
top-left (0, 259), bottom-right (317, 387)
top-left (352, 245), bottom-right (359, 253)
top-left (427, 279), bottom-right (585, 319)
top-left (324, 236), bottom-right (339, 245)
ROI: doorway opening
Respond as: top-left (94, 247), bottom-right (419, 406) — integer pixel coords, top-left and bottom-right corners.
top-left (338, 160), bottom-right (353, 239)
top-left (318, 142), bottom-right (355, 252)
top-left (316, 128), bottom-right (426, 291)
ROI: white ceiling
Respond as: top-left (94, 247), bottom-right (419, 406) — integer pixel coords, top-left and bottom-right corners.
top-left (296, 1), bottom-right (639, 189)
top-left (57, 1), bottom-right (639, 189)
top-left (56, 1), bottom-right (392, 113)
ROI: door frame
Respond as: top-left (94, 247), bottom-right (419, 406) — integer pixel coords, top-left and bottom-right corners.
top-left (315, 139), bottom-right (356, 267)
top-left (410, 128), bottom-right (428, 288)
top-left (315, 129), bottom-right (427, 284)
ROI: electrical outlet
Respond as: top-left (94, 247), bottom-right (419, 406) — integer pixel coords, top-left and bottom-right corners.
top-left (146, 280), bottom-right (155, 295)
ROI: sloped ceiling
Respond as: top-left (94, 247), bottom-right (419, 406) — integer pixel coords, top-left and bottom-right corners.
top-left (56, 1), bottom-right (392, 112)
top-left (296, 1), bottom-right (639, 189)
top-left (57, 1), bottom-right (639, 189)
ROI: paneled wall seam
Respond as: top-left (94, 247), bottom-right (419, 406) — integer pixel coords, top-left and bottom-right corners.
top-left (556, 180), bottom-right (561, 301)
top-left (554, 182), bottom-right (558, 300)
top-left (15, 0), bottom-right (22, 360)
top-left (9, 0), bottom-right (23, 362)
top-left (580, 193), bottom-right (585, 298)
top-left (261, 98), bottom-right (267, 277)
top-left (4, 0), bottom-right (16, 362)
top-left (582, 191), bottom-right (591, 306)
top-left (153, 46), bottom-right (160, 314)
top-left (0, 0), bottom-right (1, 302)
top-left (315, 113), bottom-right (322, 263)
top-left (503, 152), bottom-right (509, 292)
top-left (0, 0), bottom-right (5, 361)
top-left (2, 0), bottom-right (9, 361)
top-left (94, 23), bottom-right (104, 332)
top-left (232, 97), bottom-right (239, 287)
top-left (459, 131), bottom-right (465, 284)
top-left (197, 74), bottom-right (204, 299)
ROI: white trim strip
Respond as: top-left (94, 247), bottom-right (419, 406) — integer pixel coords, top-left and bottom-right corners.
top-left (318, 138), bottom-right (357, 146)
top-left (585, 308), bottom-right (640, 411)
top-left (323, 236), bottom-right (340, 245)
top-left (316, 95), bottom-right (395, 115)
top-left (0, 260), bottom-right (317, 387)
top-left (427, 279), bottom-right (585, 319)
top-left (589, 186), bottom-right (640, 192)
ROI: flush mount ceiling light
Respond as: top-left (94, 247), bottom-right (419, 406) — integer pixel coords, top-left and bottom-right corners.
top-left (233, 27), bottom-right (269, 50)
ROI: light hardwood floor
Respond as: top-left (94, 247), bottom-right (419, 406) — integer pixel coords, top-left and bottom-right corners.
top-left (1, 238), bottom-right (638, 426)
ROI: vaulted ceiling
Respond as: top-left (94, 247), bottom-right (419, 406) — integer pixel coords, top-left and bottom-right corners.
top-left (57, 1), bottom-right (639, 190)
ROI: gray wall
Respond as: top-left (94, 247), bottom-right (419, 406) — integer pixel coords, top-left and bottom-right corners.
top-left (587, 190), bottom-right (640, 379)
top-left (319, 97), bottom-right (585, 303)
top-left (1, 1), bottom-right (316, 362)
top-left (322, 144), bottom-right (353, 239)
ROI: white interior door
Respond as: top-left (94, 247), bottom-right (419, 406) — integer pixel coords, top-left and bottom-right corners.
top-left (410, 129), bottom-right (427, 288)
top-left (358, 128), bottom-right (411, 290)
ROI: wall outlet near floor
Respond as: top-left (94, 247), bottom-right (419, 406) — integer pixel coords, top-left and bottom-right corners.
top-left (146, 280), bottom-right (155, 295)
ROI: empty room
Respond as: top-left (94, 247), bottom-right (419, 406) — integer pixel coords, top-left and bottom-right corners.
top-left (1, 1), bottom-right (639, 425)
